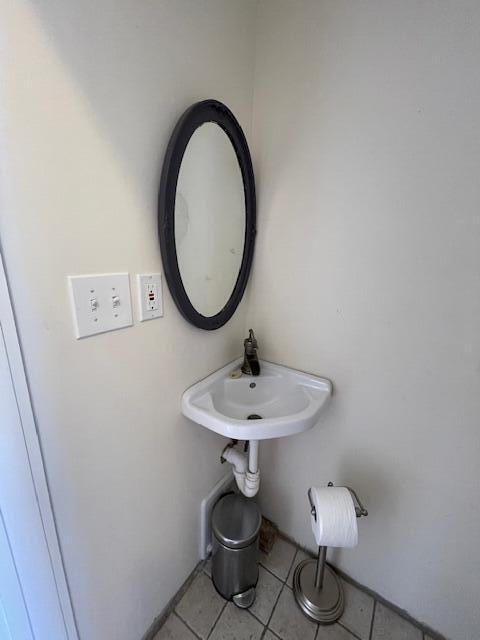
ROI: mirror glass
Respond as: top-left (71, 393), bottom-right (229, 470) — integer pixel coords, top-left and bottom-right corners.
top-left (174, 123), bottom-right (246, 317)
top-left (159, 99), bottom-right (255, 330)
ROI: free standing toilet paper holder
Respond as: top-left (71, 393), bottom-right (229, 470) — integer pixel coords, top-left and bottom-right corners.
top-left (293, 482), bottom-right (368, 624)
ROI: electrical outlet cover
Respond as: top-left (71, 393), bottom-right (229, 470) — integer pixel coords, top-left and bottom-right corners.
top-left (137, 273), bottom-right (163, 321)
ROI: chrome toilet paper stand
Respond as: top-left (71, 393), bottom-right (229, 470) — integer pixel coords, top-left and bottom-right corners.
top-left (293, 482), bottom-right (368, 624)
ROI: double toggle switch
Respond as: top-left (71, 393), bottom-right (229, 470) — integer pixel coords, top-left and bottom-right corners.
top-left (89, 294), bottom-right (121, 315)
top-left (69, 273), bottom-right (133, 339)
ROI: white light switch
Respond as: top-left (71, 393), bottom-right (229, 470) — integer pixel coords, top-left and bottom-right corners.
top-left (137, 274), bottom-right (163, 321)
top-left (68, 273), bottom-right (133, 339)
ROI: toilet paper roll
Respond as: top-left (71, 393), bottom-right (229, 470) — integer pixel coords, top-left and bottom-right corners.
top-left (310, 486), bottom-right (358, 548)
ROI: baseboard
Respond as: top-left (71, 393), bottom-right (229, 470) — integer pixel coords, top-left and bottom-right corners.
top-left (199, 470), bottom-right (234, 559)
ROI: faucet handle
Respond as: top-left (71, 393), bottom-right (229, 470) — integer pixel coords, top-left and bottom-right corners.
top-left (245, 329), bottom-right (258, 350)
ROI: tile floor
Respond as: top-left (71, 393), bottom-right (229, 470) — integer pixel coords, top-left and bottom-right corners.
top-left (154, 537), bottom-right (433, 640)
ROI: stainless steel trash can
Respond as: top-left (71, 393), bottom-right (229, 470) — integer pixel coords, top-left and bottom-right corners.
top-left (211, 493), bottom-right (261, 608)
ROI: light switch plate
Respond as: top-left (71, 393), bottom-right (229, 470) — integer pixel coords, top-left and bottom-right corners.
top-left (137, 273), bottom-right (163, 321)
top-left (68, 273), bottom-right (133, 339)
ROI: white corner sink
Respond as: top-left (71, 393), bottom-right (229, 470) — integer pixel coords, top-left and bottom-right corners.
top-left (182, 358), bottom-right (332, 440)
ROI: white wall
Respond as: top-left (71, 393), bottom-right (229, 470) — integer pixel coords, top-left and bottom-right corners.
top-left (2, 2), bottom-right (480, 639)
top-left (249, 2), bottom-right (480, 639)
top-left (0, 2), bottom-right (256, 639)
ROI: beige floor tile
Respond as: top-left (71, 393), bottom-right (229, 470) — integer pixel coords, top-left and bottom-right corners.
top-left (157, 544), bottom-right (431, 640)
top-left (153, 613), bottom-right (197, 640)
top-left (209, 602), bottom-right (264, 640)
top-left (175, 573), bottom-right (224, 639)
top-left (250, 565), bottom-right (283, 624)
top-left (339, 579), bottom-right (374, 640)
top-left (371, 603), bottom-right (423, 640)
top-left (269, 586), bottom-right (317, 640)
top-left (260, 538), bottom-right (297, 581)
top-left (287, 549), bottom-right (312, 588)
top-left (316, 623), bottom-right (357, 640)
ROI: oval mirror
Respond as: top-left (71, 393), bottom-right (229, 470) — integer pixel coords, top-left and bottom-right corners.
top-left (158, 100), bottom-right (256, 330)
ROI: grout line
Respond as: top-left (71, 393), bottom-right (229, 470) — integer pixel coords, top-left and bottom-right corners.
top-left (205, 600), bottom-right (228, 640)
top-left (141, 561), bottom-right (205, 640)
top-left (336, 620), bottom-right (363, 640)
top-left (285, 548), bottom-right (298, 584)
top-left (248, 607), bottom-right (268, 630)
top-left (265, 629), bottom-right (282, 640)
top-left (331, 564), bottom-right (440, 639)
top-left (286, 550), bottom-right (319, 635)
top-left (369, 599), bottom-right (377, 640)
top-left (151, 538), bottom-right (440, 640)
top-left (259, 544), bottom-right (297, 585)
top-left (279, 530), bottom-right (442, 640)
top-left (259, 562), bottom-right (289, 584)
top-left (256, 565), bottom-right (284, 640)
top-left (173, 612), bottom-right (203, 640)
top-left (264, 583), bottom-right (286, 635)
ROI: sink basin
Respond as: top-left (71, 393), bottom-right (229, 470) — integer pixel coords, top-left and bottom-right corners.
top-left (182, 358), bottom-right (332, 440)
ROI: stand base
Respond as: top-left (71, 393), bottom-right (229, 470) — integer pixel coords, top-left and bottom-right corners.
top-left (293, 559), bottom-right (344, 624)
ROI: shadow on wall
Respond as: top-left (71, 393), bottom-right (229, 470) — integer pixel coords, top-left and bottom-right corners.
top-left (25, 0), bottom-right (255, 208)
top-left (328, 452), bottom-right (393, 569)
top-left (2, 3), bottom-right (257, 640)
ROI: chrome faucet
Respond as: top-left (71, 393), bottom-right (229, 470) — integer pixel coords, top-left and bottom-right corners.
top-left (241, 329), bottom-right (260, 376)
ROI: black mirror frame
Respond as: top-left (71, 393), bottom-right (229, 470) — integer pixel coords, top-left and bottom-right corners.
top-left (158, 99), bottom-right (256, 330)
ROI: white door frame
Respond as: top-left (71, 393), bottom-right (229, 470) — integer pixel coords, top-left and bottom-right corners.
top-left (0, 250), bottom-right (79, 640)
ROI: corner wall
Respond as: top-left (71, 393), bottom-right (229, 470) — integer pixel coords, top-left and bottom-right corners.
top-left (249, 2), bottom-right (480, 639)
top-left (0, 2), bottom-right (257, 639)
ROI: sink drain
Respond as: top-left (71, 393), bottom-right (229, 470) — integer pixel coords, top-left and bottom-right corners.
top-left (247, 414), bottom-right (262, 420)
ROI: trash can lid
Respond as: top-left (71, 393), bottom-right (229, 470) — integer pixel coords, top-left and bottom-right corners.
top-left (212, 493), bottom-right (261, 549)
